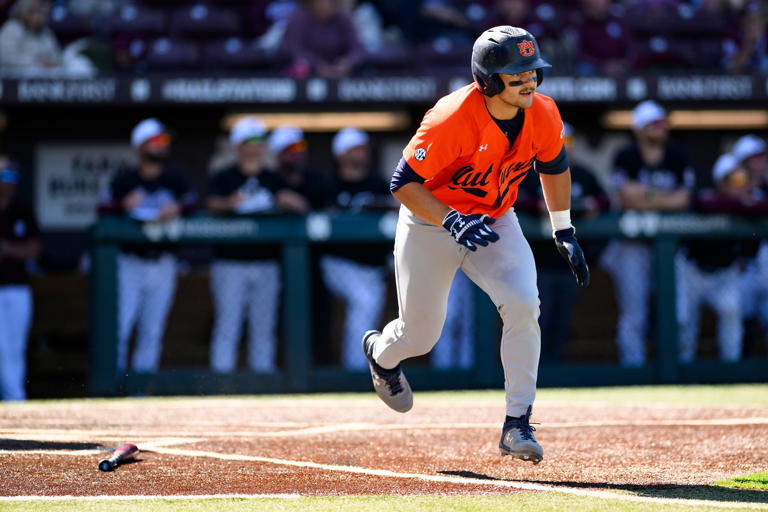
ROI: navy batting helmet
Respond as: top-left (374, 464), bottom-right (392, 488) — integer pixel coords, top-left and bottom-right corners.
top-left (471, 26), bottom-right (551, 97)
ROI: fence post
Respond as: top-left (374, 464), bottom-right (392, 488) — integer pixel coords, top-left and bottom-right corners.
top-left (89, 239), bottom-right (119, 396)
top-left (282, 240), bottom-right (311, 392)
top-left (653, 234), bottom-right (679, 383)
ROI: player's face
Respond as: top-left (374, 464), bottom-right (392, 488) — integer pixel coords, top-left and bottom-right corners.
top-left (339, 145), bottom-right (369, 169)
top-left (745, 153), bottom-right (767, 173)
top-left (497, 70), bottom-right (537, 109)
top-left (639, 119), bottom-right (668, 144)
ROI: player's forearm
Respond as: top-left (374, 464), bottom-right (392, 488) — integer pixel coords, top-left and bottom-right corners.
top-left (0, 238), bottom-right (41, 261)
top-left (539, 170), bottom-right (572, 213)
top-left (207, 196), bottom-right (235, 213)
top-left (392, 182), bottom-right (451, 226)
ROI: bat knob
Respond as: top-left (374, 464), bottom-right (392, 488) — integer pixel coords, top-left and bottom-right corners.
top-left (98, 460), bottom-right (114, 472)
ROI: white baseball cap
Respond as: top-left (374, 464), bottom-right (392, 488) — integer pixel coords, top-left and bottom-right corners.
top-left (632, 100), bottom-right (667, 130)
top-left (712, 153), bottom-right (739, 183)
top-left (332, 127), bottom-right (369, 157)
top-left (131, 118), bottom-right (167, 148)
top-left (268, 125), bottom-right (305, 154)
top-left (732, 134), bottom-right (767, 163)
top-left (230, 116), bottom-right (267, 147)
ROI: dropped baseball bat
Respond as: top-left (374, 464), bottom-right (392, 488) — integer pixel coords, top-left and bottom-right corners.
top-left (98, 443), bottom-right (139, 472)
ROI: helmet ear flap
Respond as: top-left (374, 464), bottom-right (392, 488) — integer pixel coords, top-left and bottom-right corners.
top-left (476, 73), bottom-right (504, 97)
top-left (486, 74), bottom-right (505, 96)
top-left (474, 71), bottom-right (504, 97)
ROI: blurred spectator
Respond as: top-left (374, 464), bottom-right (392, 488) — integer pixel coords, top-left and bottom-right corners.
top-left (733, 134), bottom-right (768, 190)
top-left (267, 125), bottom-right (331, 211)
top-left (98, 119), bottom-right (197, 375)
top-left (0, 0), bottom-right (97, 76)
top-left (0, 0), bottom-right (62, 73)
top-left (733, 134), bottom-right (768, 351)
top-left (573, 0), bottom-right (633, 75)
top-left (277, 0), bottom-right (366, 78)
top-left (207, 117), bottom-right (285, 373)
top-left (0, 157), bottom-right (41, 401)
top-left (320, 127), bottom-right (395, 369)
top-left (517, 122), bottom-right (610, 363)
top-left (678, 154), bottom-right (749, 363)
top-left (431, 269), bottom-right (475, 369)
top-left (601, 101), bottom-right (695, 367)
top-left (338, 0), bottom-right (385, 53)
top-left (254, 0), bottom-right (298, 56)
top-left (723, 2), bottom-right (768, 72)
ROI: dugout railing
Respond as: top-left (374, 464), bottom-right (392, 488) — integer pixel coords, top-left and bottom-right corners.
top-left (89, 212), bottom-right (768, 396)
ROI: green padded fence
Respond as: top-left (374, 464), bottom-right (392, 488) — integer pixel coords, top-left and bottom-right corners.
top-left (89, 212), bottom-right (768, 396)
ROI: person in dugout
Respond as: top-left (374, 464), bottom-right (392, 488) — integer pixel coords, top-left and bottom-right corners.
top-left (0, 157), bottom-right (41, 401)
top-left (98, 118), bottom-right (197, 375)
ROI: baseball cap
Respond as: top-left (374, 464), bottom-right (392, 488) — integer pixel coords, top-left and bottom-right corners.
top-left (712, 153), bottom-right (739, 183)
top-left (732, 134), bottom-right (767, 163)
top-left (332, 127), bottom-right (369, 157)
top-left (631, 100), bottom-right (667, 130)
top-left (268, 125), bottom-right (305, 154)
top-left (131, 118), bottom-right (168, 148)
top-left (230, 116), bottom-right (267, 147)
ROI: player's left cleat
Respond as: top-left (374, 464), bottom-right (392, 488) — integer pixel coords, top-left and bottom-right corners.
top-left (362, 330), bottom-right (413, 413)
top-left (499, 405), bottom-right (543, 464)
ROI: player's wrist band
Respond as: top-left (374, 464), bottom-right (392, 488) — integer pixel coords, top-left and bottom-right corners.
top-left (549, 209), bottom-right (572, 235)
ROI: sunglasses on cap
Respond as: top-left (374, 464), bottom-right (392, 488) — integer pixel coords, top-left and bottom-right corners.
top-left (243, 135), bottom-right (266, 146)
top-left (147, 133), bottom-right (171, 148)
top-left (0, 168), bottom-right (19, 184)
top-left (283, 140), bottom-right (308, 153)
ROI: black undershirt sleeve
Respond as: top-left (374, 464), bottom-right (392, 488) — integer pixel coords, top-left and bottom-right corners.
top-left (390, 157), bottom-right (426, 193)
top-left (536, 145), bottom-right (570, 175)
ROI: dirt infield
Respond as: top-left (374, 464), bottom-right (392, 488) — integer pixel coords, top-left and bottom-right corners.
top-left (1, 394), bottom-right (768, 501)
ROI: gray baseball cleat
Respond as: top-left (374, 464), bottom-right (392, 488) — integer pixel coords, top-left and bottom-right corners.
top-left (499, 405), bottom-right (543, 464)
top-left (362, 330), bottom-right (413, 413)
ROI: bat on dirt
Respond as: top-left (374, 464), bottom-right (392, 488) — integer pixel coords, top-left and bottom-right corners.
top-left (98, 443), bottom-right (139, 472)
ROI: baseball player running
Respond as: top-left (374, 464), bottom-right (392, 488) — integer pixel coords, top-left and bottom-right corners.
top-left (362, 26), bottom-right (589, 464)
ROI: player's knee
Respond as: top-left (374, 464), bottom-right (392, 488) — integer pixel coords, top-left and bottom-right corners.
top-left (498, 288), bottom-right (540, 320)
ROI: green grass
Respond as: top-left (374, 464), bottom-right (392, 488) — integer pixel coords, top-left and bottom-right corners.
top-left (715, 471), bottom-right (768, 491)
top-left (1, 493), bottom-right (765, 512)
top-left (4, 384), bottom-right (768, 409)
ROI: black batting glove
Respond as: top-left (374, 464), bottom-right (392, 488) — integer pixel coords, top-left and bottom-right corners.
top-left (554, 227), bottom-right (590, 287)
top-left (442, 209), bottom-right (500, 251)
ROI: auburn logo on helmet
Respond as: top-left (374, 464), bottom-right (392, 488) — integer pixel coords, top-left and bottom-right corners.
top-left (517, 41), bottom-right (535, 57)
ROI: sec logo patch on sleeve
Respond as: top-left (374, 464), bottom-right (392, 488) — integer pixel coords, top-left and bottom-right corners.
top-left (415, 148), bottom-right (427, 161)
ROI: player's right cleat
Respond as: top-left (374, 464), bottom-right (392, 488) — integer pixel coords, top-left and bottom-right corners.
top-left (499, 405), bottom-right (543, 464)
top-left (362, 330), bottom-right (413, 413)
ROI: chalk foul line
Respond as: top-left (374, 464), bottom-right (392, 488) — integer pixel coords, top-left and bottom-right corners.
top-left (144, 446), bottom-right (768, 510)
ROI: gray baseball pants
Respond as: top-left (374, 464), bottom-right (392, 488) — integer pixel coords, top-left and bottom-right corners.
top-left (372, 205), bottom-right (541, 417)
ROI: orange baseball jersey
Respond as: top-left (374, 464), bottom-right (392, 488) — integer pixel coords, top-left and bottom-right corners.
top-left (403, 83), bottom-right (566, 218)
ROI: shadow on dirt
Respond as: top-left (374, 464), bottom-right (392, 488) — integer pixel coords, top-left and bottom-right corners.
top-left (0, 439), bottom-right (104, 451)
top-left (438, 470), bottom-right (768, 503)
